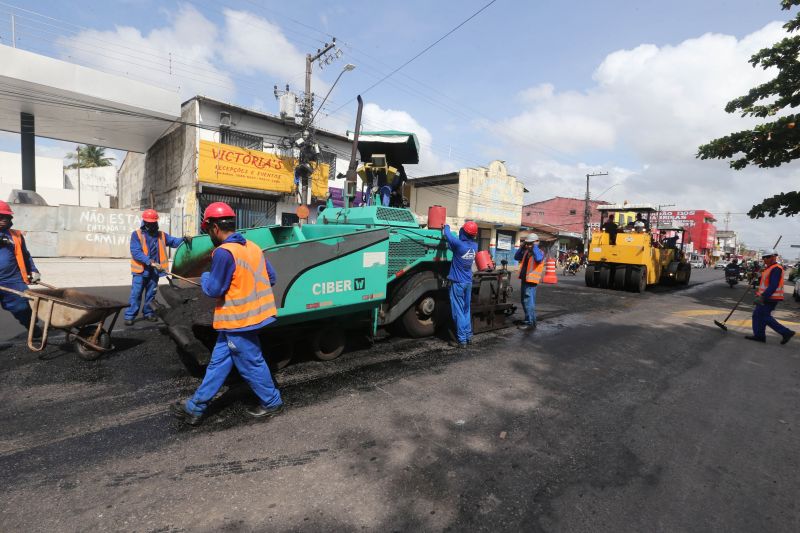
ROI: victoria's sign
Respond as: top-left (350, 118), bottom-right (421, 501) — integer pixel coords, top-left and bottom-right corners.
top-left (198, 140), bottom-right (329, 197)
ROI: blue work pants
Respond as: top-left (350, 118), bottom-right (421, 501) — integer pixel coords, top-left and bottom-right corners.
top-left (752, 301), bottom-right (793, 340)
top-left (521, 282), bottom-right (538, 325)
top-left (186, 331), bottom-right (282, 416)
top-left (125, 274), bottom-right (158, 320)
top-left (449, 281), bottom-right (472, 344)
top-left (0, 280), bottom-right (33, 328)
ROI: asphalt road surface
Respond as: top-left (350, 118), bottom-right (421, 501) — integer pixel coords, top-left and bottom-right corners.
top-left (1, 269), bottom-right (799, 532)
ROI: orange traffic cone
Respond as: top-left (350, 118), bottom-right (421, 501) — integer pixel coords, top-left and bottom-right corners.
top-left (542, 257), bottom-right (558, 284)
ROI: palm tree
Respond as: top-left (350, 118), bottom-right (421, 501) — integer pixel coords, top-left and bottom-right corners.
top-left (66, 145), bottom-right (114, 168)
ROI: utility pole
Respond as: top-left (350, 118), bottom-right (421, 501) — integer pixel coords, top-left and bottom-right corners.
top-left (302, 39), bottom-right (339, 127)
top-left (11, 14), bottom-right (15, 48)
top-left (723, 211), bottom-right (730, 231)
top-left (583, 172), bottom-right (608, 250)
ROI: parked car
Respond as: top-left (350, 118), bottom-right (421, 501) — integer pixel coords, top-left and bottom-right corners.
top-left (714, 262), bottom-right (726, 269)
top-left (690, 260), bottom-right (704, 269)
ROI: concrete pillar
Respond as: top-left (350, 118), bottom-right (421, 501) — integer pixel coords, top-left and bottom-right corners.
top-left (20, 112), bottom-right (35, 191)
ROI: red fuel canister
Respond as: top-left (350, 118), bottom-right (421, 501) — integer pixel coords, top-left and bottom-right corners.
top-left (427, 205), bottom-right (446, 229)
top-left (475, 250), bottom-right (494, 271)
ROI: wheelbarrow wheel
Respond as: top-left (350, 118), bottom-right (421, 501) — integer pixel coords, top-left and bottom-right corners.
top-left (73, 327), bottom-right (111, 361)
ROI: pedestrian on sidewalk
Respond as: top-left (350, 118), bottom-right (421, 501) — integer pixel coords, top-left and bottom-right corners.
top-left (173, 202), bottom-right (283, 426)
top-left (515, 233), bottom-right (544, 331)
top-left (125, 209), bottom-right (187, 326)
top-left (0, 201), bottom-right (42, 337)
top-left (746, 250), bottom-right (795, 345)
top-left (442, 221), bottom-right (478, 348)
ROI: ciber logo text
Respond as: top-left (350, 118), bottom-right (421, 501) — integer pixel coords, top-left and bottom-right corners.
top-left (312, 278), bottom-right (366, 295)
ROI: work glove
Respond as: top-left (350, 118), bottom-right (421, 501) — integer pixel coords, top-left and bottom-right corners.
top-left (28, 272), bottom-right (41, 284)
top-left (183, 236), bottom-right (193, 246)
top-left (151, 263), bottom-right (164, 273)
top-left (753, 295), bottom-right (765, 306)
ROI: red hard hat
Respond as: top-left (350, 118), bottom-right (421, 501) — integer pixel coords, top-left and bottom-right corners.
top-left (0, 200), bottom-right (13, 216)
top-left (463, 221), bottom-right (478, 237)
top-left (201, 202), bottom-right (236, 231)
top-left (142, 209), bottom-right (159, 222)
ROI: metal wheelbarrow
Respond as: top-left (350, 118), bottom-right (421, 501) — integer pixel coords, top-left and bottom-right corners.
top-left (0, 282), bottom-right (127, 360)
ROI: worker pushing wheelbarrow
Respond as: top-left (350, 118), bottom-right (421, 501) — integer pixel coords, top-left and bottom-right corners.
top-left (0, 281), bottom-right (128, 360)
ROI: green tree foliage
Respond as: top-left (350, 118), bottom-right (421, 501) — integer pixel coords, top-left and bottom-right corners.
top-left (66, 145), bottom-right (114, 169)
top-left (697, 0), bottom-right (800, 218)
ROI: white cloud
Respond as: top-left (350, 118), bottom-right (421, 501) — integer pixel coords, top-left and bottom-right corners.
top-left (57, 5), bottom-right (234, 101)
top-left (490, 21), bottom-right (799, 257)
top-left (221, 9), bottom-right (326, 93)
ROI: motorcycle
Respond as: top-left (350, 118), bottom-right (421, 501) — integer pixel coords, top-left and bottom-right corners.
top-left (562, 261), bottom-right (580, 276)
top-left (725, 272), bottom-right (738, 288)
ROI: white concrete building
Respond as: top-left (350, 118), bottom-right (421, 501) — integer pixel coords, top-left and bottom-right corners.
top-left (0, 45), bottom-right (180, 207)
top-left (0, 151), bottom-right (116, 207)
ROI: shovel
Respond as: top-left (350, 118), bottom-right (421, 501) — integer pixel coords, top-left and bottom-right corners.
top-left (164, 271), bottom-right (201, 287)
top-left (714, 285), bottom-right (752, 332)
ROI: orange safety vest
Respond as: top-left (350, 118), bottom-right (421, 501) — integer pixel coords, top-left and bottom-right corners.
top-left (8, 229), bottom-right (30, 283)
top-left (756, 263), bottom-right (784, 301)
top-left (212, 240), bottom-right (278, 330)
top-left (519, 250), bottom-right (544, 284)
top-left (130, 230), bottom-right (168, 274)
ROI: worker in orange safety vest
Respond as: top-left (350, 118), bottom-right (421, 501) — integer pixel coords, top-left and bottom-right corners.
top-left (514, 233), bottom-right (545, 331)
top-left (172, 202), bottom-right (283, 426)
top-left (745, 250), bottom-right (795, 345)
top-left (125, 209), bottom-right (187, 326)
top-left (0, 201), bottom-right (42, 336)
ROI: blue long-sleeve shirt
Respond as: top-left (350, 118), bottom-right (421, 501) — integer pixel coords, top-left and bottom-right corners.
top-left (761, 265), bottom-right (783, 300)
top-left (201, 232), bottom-right (277, 332)
top-left (442, 224), bottom-right (477, 284)
top-left (130, 225), bottom-right (183, 278)
top-left (0, 228), bottom-right (38, 284)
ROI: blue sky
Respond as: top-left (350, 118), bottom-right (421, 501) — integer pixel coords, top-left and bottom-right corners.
top-left (0, 0), bottom-right (796, 254)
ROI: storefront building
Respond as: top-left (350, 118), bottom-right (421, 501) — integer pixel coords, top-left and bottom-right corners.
top-left (118, 96), bottom-right (353, 235)
top-left (656, 210), bottom-right (717, 258)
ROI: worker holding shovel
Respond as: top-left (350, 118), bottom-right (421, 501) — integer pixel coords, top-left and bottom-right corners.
top-left (125, 209), bottom-right (189, 326)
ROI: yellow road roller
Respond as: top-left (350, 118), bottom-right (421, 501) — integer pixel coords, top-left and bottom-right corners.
top-left (585, 205), bottom-right (691, 292)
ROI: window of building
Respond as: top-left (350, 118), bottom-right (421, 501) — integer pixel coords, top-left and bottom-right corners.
top-left (198, 192), bottom-right (276, 229)
top-left (281, 212), bottom-right (299, 226)
top-left (569, 209), bottom-right (576, 215)
top-left (221, 128), bottom-right (264, 150)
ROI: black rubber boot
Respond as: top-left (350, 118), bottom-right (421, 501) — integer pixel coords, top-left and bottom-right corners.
top-left (171, 401), bottom-right (203, 426)
top-left (246, 403), bottom-right (284, 419)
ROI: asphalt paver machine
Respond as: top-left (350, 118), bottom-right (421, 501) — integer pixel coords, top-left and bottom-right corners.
top-left (159, 98), bottom-right (515, 373)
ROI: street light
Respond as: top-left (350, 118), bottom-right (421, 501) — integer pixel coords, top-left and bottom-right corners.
top-left (595, 182), bottom-right (621, 200)
top-left (310, 63), bottom-right (355, 125)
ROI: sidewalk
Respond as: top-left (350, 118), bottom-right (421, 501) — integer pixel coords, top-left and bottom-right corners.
top-left (34, 258), bottom-right (143, 288)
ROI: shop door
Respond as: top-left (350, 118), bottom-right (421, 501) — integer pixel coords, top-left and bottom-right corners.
top-left (198, 192), bottom-right (277, 230)
top-left (494, 230), bottom-right (516, 265)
